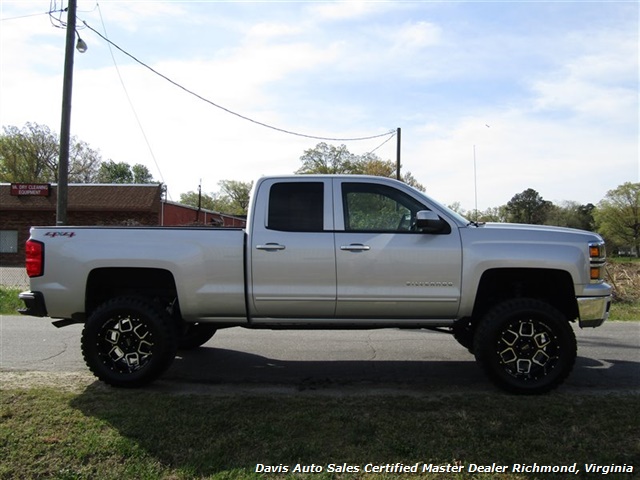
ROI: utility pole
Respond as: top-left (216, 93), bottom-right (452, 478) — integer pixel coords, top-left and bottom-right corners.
top-left (56, 0), bottom-right (78, 225)
top-left (396, 127), bottom-right (402, 180)
top-left (196, 180), bottom-right (202, 223)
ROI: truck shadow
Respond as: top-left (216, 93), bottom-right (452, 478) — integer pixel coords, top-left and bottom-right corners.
top-left (68, 348), bottom-right (638, 477)
top-left (67, 350), bottom-right (490, 476)
top-left (165, 346), bottom-right (640, 392)
top-left (164, 347), bottom-right (489, 392)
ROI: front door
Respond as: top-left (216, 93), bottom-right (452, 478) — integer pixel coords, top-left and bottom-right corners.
top-left (334, 180), bottom-right (462, 318)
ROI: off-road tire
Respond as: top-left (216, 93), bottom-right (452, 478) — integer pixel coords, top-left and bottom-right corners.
top-left (473, 298), bottom-right (577, 394)
top-left (81, 296), bottom-right (177, 388)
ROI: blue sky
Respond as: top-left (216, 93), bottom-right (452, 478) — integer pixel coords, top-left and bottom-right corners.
top-left (1, 1), bottom-right (638, 211)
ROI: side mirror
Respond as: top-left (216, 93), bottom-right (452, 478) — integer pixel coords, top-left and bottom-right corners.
top-left (416, 210), bottom-right (449, 234)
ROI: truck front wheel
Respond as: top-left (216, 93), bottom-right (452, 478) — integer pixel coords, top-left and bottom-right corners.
top-left (81, 296), bottom-right (177, 388)
top-left (473, 298), bottom-right (577, 394)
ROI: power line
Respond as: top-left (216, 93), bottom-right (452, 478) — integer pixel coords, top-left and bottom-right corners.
top-left (0, 11), bottom-right (50, 21)
top-left (80, 19), bottom-right (396, 143)
top-left (367, 130), bottom-right (397, 156)
top-left (96, 2), bottom-right (168, 196)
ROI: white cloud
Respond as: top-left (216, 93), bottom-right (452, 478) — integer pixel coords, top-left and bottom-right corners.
top-left (1, 1), bottom-right (637, 211)
top-left (405, 106), bottom-right (637, 212)
top-left (307, 1), bottom-right (384, 21)
top-left (389, 21), bottom-right (442, 50)
top-left (530, 30), bottom-right (638, 125)
top-left (246, 22), bottom-right (306, 41)
top-left (87, 1), bottom-right (189, 33)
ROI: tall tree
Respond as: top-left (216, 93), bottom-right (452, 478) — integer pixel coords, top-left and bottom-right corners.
top-left (477, 205), bottom-right (509, 223)
top-left (179, 191), bottom-right (216, 210)
top-left (132, 164), bottom-right (154, 183)
top-left (594, 182), bottom-right (640, 256)
top-left (218, 180), bottom-right (253, 214)
top-left (0, 123), bottom-right (101, 183)
top-left (96, 160), bottom-right (155, 184)
top-left (546, 201), bottom-right (595, 231)
top-left (505, 188), bottom-right (552, 224)
top-left (296, 143), bottom-right (358, 174)
top-left (180, 180), bottom-right (253, 216)
top-left (296, 142), bottom-right (425, 191)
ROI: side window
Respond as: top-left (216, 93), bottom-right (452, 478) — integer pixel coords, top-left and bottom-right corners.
top-left (268, 182), bottom-right (324, 232)
top-left (342, 183), bottom-right (425, 232)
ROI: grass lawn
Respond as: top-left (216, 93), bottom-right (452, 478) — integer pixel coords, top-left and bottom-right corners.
top-left (0, 387), bottom-right (638, 480)
top-left (0, 288), bottom-right (23, 315)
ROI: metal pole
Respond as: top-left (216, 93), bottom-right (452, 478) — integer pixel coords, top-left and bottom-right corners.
top-left (396, 127), bottom-right (401, 180)
top-left (56, 0), bottom-right (78, 226)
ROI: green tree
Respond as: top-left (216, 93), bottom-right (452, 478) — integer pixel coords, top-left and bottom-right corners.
top-left (546, 201), bottom-right (595, 231)
top-left (296, 143), bottom-right (357, 174)
top-left (132, 164), bottom-right (154, 183)
top-left (476, 206), bottom-right (509, 223)
top-left (505, 188), bottom-right (552, 224)
top-left (218, 180), bottom-right (253, 214)
top-left (594, 182), bottom-right (640, 256)
top-left (179, 191), bottom-right (216, 211)
top-left (96, 161), bottom-right (155, 184)
top-left (0, 123), bottom-right (101, 182)
top-left (180, 180), bottom-right (253, 216)
top-left (296, 142), bottom-right (425, 191)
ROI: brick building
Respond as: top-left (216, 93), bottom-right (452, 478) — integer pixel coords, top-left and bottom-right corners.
top-left (161, 200), bottom-right (246, 228)
top-left (0, 183), bottom-right (246, 267)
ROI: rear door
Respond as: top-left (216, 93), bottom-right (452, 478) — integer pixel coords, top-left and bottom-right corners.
top-left (248, 178), bottom-right (336, 318)
top-left (334, 178), bottom-right (462, 318)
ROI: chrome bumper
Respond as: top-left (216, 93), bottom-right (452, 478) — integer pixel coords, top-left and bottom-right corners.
top-left (577, 295), bottom-right (611, 328)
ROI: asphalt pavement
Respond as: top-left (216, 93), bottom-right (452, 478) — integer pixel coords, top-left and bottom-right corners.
top-left (1, 315), bottom-right (638, 394)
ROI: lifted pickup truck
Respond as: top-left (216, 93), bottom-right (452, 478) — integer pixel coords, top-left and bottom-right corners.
top-left (20, 175), bottom-right (611, 393)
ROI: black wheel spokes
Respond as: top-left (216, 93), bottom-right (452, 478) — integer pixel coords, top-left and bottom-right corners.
top-left (497, 320), bottom-right (558, 381)
top-left (100, 314), bottom-right (154, 373)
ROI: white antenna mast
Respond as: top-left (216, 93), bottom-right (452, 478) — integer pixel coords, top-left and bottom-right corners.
top-left (473, 145), bottom-right (478, 222)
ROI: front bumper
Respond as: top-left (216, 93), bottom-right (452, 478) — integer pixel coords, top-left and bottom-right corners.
top-left (18, 291), bottom-right (48, 317)
top-left (577, 295), bottom-right (611, 328)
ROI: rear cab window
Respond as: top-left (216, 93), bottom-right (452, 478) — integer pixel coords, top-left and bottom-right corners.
top-left (267, 182), bottom-right (324, 232)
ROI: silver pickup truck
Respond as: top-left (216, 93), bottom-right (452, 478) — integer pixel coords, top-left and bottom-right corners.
top-left (19, 175), bottom-right (611, 394)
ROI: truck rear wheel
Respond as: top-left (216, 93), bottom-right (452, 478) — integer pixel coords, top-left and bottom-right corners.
top-left (81, 296), bottom-right (177, 388)
top-left (473, 298), bottom-right (576, 394)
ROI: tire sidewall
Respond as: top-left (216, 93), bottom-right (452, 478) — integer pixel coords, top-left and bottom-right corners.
top-left (474, 298), bottom-right (577, 394)
top-left (81, 296), bottom-right (177, 387)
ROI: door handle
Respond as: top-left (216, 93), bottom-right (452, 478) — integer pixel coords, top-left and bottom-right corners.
top-left (340, 244), bottom-right (370, 251)
top-left (256, 243), bottom-right (286, 251)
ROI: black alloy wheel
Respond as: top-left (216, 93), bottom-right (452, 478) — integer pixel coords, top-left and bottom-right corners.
top-left (81, 296), bottom-right (177, 388)
top-left (473, 298), bottom-right (577, 394)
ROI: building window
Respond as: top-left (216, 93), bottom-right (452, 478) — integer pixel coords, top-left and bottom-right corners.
top-left (0, 230), bottom-right (18, 253)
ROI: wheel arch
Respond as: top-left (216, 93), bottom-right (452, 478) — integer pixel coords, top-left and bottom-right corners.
top-left (86, 267), bottom-right (179, 317)
top-left (471, 268), bottom-right (578, 323)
